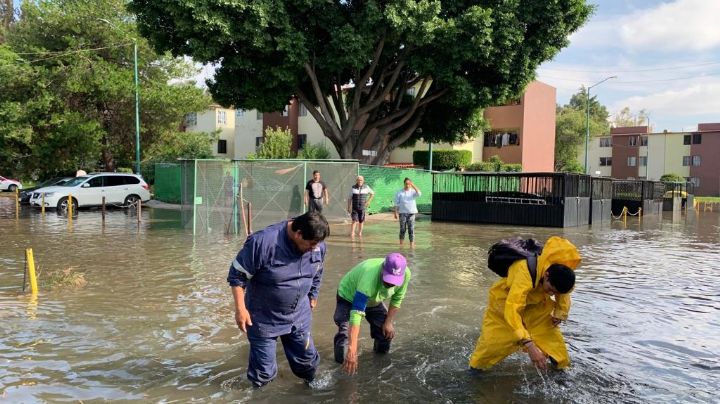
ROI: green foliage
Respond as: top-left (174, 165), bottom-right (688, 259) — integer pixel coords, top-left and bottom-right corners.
top-left (613, 106), bottom-right (648, 128)
top-left (555, 88), bottom-right (611, 171)
top-left (558, 160), bottom-right (585, 173)
top-left (117, 167), bottom-right (133, 174)
top-left (0, 0), bottom-right (211, 180)
top-left (660, 173), bottom-right (684, 183)
top-left (130, 0), bottom-right (592, 164)
top-left (297, 142), bottom-right (331, 159)
top-left (466, 156), bottom-right (521, 172)
top-left (413, 150), bottom-right (471, 170)
top-left (251, 126), bottom-right (293, 159)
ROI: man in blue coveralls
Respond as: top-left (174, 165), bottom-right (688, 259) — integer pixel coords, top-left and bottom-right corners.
top-left (227, 211), bottom-right (330, 387)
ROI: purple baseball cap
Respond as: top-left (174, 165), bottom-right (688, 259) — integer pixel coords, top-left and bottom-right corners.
top-left (382, 253), bottom-right (407, 286)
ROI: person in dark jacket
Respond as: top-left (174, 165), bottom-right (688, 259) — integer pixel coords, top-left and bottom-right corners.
top-left (227, 211), bottom-right (330, 387)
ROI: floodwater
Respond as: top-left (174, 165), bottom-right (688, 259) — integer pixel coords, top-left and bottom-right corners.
top-left (1, 197), bottom-right (719, 403)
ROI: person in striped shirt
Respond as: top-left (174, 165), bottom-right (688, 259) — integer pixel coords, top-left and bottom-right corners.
top-left (347, 175), bottom-right (375, 237)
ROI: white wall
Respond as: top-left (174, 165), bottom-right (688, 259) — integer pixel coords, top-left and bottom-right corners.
top-left (234, 109), bottom-right (264, 159)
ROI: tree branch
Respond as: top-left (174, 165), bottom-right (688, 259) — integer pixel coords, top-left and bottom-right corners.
top-left (303, 62), bottom-right (340, 137)
top-left (352, 36), bottom-right (385, 113)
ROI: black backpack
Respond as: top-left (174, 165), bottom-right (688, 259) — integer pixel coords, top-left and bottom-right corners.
top-left (487, 238), bottom-right (544, 286)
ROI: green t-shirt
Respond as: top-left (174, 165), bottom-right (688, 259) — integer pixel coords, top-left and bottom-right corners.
top-left (337, 258), bottom-right (411, 326)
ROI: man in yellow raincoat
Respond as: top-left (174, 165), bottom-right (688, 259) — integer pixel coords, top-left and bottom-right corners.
top-left (469, 236), bottom-right (581, 371)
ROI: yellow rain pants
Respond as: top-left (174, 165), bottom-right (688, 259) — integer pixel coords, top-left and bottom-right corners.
top-left (469, 236), bottom-right (581, 370)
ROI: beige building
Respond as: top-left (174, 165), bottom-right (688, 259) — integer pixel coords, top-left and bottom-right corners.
top-left (183, 104), bottom-right (238, 158)
top-left (185, 80), bottom-right (557, 172)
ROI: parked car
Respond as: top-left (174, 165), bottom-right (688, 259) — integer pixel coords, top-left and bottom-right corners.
top-left (0, 176), bottom-right (23, 192)
top-left (30, 173), bottom-right (151, 211)
top-left (20, 177), bottom-right (72, 204)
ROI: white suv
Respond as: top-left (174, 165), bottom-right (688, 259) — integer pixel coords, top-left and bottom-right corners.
top-left (30, 173), bottom-right (151, 211)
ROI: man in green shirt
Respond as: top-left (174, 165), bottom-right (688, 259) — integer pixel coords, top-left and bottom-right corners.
top-left (333, 253), bottom-right (411, 374)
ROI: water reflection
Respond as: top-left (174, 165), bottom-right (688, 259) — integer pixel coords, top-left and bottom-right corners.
top-left (1, 198), bottom-right (719, 402)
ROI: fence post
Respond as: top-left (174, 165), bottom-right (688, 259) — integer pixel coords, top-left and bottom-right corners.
top-left (25, 248), bottom-right (38, 294)
top-left (137, 199), bottom-right (142, 223)
top-left (15, 188), bottom-right (20, 219)
top-left (247, 201), bottom-right (252, 234)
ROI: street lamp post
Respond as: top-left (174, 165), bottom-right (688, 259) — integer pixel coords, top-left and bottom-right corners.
top-left (585, 76), bottom-right (617, 174)
top-left (133, 40), bottom-right (140, 175)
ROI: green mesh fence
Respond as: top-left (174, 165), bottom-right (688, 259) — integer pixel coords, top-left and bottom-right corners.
top-left (433, 173), bottom-right (521, 193)
top-left (360, 165), bottom-right (433, 214)
top-left (154, 163), bottom-right (182, 203)
top-left (182, 159), bottom-right (358, 235)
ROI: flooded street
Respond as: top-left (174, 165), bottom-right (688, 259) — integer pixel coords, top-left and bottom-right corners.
top-left (1, 197), bottom-right (719, 403)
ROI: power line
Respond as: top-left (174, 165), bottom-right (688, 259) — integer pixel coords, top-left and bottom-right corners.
top-left (538, 71), bottom-right (720, 84)
top-left (539, 60), bottom-right (720, 73)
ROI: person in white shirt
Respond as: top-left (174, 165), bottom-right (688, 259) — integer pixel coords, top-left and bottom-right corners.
top-left (393, 178), bottom-right (421, 248)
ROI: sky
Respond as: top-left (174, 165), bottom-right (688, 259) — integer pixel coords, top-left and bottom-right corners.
top-left (538, 0), bottom-right (720, 132)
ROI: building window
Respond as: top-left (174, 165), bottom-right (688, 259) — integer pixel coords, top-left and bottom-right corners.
top-left (257, 111), bottom-right (263, 120)
top-left (627, 156), bottom-right (637, 167)
top-left (407, 87), bottom-right (416, 97)
top-left (692, 155), bottom-right (701, 166)
top-left (692, 133), bottom-right (702, 144)
top-left (628, 136), bottom-right (637, 146)
top-left (281, 105), bottom-right (289, 117)
top-left (185, 112), bottom-right (197, 127)
top-left (299, 104), bottom-right (308, 117)
top-left (639, 156), bottom-right (647, 166)
top-left (255, 136), bottom-right (264, 148)
top-left (599, 137), bottom-right (612, 147)
top-left (683, 135), bottom-right (691, 145)
top-left (682, 156), bottom-right (691, 166)
top-left (297, 134), bottom-right (307, 150)
top-left (640, 136), bottom-right (648, 146)
top-left (217, 139), bottom-right (227, 154)
top-left (217, 110), bottom-right (227, 125)
top-left (236, 109), bottom-right (244, 119)
top-left (484, 130), bottom-right (520, 147)
top-left (599, 157), bottom-right (612, 166)
top-left (686, 177), bottom-right (700, 187)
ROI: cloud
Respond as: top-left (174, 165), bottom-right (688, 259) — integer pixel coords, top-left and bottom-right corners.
top-left (620, 0), bottom-right (720, 52)
top-left (610, 77), bottom-right (720, 129)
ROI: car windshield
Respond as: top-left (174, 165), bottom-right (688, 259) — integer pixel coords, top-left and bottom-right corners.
top-left (62, 176), bottom-right (90, 187)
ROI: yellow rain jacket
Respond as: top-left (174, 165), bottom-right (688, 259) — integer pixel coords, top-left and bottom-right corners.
top-left (469, 236), bottom-right (581, 370)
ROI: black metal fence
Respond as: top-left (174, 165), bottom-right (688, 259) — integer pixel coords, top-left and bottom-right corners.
top-left (611, 180), bottom-right (664, 216)
top-left (590, 177), bottom-right (613, 224)
top-left (432, 172), bottom-right (591, 227)
top-left (662, 181), bottom-right (695, 211)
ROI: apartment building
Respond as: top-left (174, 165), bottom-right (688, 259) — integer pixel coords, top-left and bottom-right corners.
top-left (579, 123), bottom-right (720, 196)
top-left (185, 80), bottom-right (556, 171)
top-left (183, 104), bottom-right (240, 158)
top-left (388, 81), bottom-right (557, 171)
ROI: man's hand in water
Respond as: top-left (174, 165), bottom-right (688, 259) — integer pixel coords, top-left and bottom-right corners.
top-left (526, 341), bottom-right (548, 370)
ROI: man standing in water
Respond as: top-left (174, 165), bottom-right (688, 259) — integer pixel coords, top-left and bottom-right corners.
top-left (347, 175), bottom-right (374, 237)
top-left (393, 178), bottom-right (421, 247)
top-left (469, 236), bottom-right (580, 371)
top-left (305, 170), bottom-right (329, 214)
top-left (227, 211), bottom-right (330, 387)
top-left (333, 253), bottom-right (411, 374)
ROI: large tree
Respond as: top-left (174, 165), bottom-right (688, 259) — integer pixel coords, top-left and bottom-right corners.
top-left (554, 87), bottom-right (610, 171)
top-left (0, 0), bottom-right (211, 178)
top-left (130, 0), bottom-right (592, 164)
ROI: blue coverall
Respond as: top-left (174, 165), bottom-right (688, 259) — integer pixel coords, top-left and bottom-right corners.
top-left (227, 220), bottom-right (326, 386)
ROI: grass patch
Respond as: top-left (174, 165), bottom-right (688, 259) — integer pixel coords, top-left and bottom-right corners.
top-left (38, 266), bottom-right (87, 290)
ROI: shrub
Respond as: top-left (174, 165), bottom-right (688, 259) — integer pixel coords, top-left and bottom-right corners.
top-left (297, 142), bottom-right (331, 159)
top-left (660, 173), bottom-right (684, 183)
top-left (117, 167), bottom-right (133, 173)
top-left (466, 162), bottom-right (495, 172)
top-left (413, 150), bottom-right (472, 170)
top-left (501, 163), bottom-right (522, 172)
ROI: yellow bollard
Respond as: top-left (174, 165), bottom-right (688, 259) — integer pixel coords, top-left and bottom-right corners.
top-left (68, 193), bottom-right (73, 217)
top-left (25, 248), bottom-right (38, 294)
top-left (639, 207), bottom-right (642, 223)
top-left (15, 188), bottom-right (20, 218)
top-left (41, 193), bottom-right (45, 215)
top-left (623, 206), bottom-right (627, 226)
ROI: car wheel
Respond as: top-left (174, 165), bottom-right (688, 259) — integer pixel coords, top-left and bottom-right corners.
top-left (8, 184), bottom-right (17, 192)
top-left (57, 197), bottom-right (78, 214)
top-left (124, 194), bottom-right (140, 207)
